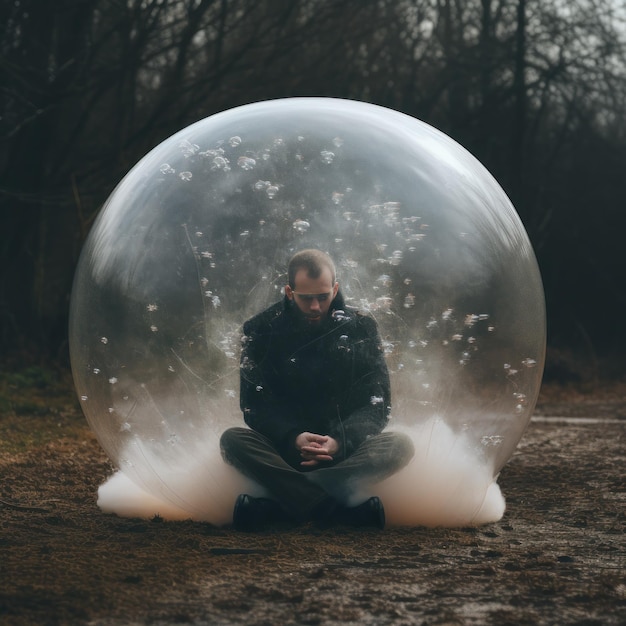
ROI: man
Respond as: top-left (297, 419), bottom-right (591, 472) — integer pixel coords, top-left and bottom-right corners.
top-left (220, 249), bottom-right (414, 530)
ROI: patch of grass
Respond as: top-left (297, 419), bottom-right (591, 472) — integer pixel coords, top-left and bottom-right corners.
top-left (4, 365), bottom-right (58, 390)
top-left (0, 361), bottom-right (85, 454)
top-left (0, 363), bottom-right (80, 418)
top-left (13, 401), bottom-right (51, 416)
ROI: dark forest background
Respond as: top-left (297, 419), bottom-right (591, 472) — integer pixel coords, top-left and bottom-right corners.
top-left (1, 0), bottom-right (625, 380)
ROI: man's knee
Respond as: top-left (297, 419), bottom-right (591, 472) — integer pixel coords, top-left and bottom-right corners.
top-left (375, 431), bottom-right (415, 469)
top-left (390, 431), bottom-right (415, 464)
top-left (220, 427), bottom-right (249, 462)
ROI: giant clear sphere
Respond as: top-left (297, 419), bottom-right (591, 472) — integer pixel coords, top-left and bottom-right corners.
top-left (70, 98), bottom-right (545, 527)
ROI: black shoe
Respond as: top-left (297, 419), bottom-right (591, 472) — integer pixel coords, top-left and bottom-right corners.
top-left (315, 496), bottom-right (385, 530)
top-left (232, 494), bottom-right (286, 532)
top-left (343, 496), bottom-right (385, 529)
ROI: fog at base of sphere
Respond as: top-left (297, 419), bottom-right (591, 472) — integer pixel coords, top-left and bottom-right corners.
top-left (97, 418), bottom-right (505, 528)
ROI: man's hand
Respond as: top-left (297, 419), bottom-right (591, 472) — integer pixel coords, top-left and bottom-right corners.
top-left (295, 432), bottom-right (340, 467)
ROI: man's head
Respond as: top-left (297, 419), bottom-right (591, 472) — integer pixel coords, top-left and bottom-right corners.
top-left (285, 249), bottom-right (339, 324)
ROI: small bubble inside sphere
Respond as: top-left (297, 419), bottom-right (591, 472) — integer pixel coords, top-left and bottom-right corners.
top-left (70, 98), bottom-right (545, 524)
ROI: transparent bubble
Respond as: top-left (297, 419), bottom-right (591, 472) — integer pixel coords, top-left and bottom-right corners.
top-left (237, 156), bottom-right (256, 171)
top-left (292, 219), bottom-right (310, 233)
top-left (70, 98), bottom-right (545, 527)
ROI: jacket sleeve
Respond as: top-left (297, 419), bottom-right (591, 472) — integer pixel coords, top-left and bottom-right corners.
top-left (330, 315), bottom-right (391, 458)
top-left (239, 321), bottom-right (307, 455)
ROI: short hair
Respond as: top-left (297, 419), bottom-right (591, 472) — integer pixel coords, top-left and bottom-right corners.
top-left (288, 249), bottom-right (336, 288)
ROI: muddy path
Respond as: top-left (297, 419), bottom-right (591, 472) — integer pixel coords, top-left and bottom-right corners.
top-left (0, 381), bottom-right (624, 625)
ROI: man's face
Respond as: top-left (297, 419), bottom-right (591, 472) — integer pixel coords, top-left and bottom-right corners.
top-left (285, 268), bottom-right (339, 325)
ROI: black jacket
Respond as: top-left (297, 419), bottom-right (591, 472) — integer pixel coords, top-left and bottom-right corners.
top-left (239, 291), bottom-right (391, 467)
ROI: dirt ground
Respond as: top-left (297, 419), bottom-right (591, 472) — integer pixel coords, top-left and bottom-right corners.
top-left (0, 367), bottom-right (624, 626)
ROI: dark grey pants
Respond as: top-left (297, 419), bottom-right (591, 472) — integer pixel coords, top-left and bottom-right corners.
top-left (220, 427), bottom-right (415, 521)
